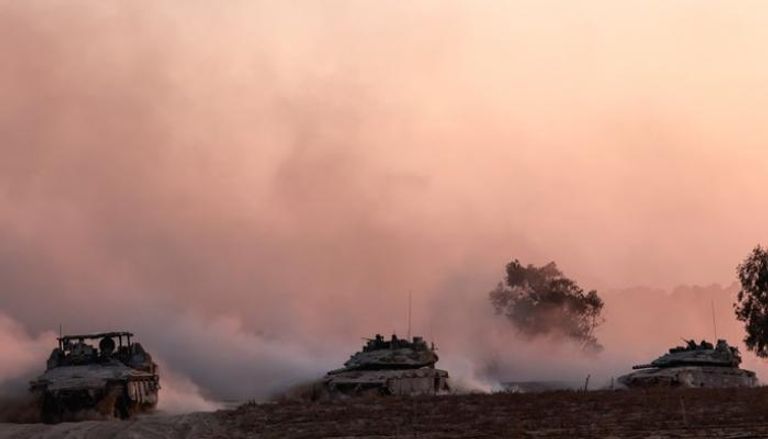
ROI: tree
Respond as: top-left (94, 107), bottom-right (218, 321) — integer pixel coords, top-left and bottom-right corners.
top-left (489, 259), bottom-right (604, 351)
top-left (735, 245), bottom-right (768, 357)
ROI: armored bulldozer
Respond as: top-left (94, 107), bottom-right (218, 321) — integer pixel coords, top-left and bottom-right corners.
top-left (323, 334), bottom-right (450, 398)
top-left (29, 331), bottom-right (160, 423)
top-left (618, 339), bottom-right (757, 388)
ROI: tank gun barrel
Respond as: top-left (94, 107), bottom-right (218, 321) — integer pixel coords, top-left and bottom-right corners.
top-left (632, 364), bottom-right (656, 370)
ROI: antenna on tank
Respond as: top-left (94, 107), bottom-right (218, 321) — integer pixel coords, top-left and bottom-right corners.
top-left (711, 299), bottom-right (718, 341)
top-left (407, 290), bottom-right (412, 341)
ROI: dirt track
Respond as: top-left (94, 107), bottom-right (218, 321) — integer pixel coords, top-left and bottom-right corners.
top-left (6, 387), bottom-right (768, 438)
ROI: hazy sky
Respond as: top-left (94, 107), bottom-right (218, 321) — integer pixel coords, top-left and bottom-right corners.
top-left (2, 1), bottom-right (768, 402)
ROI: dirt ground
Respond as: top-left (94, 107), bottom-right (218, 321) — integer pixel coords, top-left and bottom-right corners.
top-left (5, 387), bottom-right (768, 438)
top-left (0, 412), bottom-right (222, 439)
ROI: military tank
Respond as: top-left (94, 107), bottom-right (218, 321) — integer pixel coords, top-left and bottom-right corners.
top-left (29, 331), bottom-right (160, 423)
top-left (618, 339), bottom-right (757, 388)
top-left (323, 334), bottom-right (450, 398)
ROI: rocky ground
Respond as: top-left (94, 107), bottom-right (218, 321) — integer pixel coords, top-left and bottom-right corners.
top-left (5, 387), bottom-right (768, 438)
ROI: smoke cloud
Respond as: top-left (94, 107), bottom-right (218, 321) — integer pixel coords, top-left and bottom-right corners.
top-left (3, 0), bottom-right (768, 408)
top-left (0, 314), bottom-right (54, 393)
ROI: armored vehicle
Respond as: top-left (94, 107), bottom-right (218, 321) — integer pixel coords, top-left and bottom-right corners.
top-left (30, 332), bottom-right (160, 423)
top-left (618, 339), bottom-right (757, 388)
top-left (323, 334), bottom-right (450, 398)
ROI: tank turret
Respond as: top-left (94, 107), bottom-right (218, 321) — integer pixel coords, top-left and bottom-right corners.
top-left (329, 334), bottom-right (439, 374)
top-left (632, 339), bottom-right (741, 370)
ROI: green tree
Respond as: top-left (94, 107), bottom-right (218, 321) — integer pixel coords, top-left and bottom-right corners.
top-left (489, 259), bottom-right (604, 351)
top-left (735, 245), bottom-right (768, 357)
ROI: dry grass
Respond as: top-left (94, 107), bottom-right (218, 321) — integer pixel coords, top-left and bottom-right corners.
top-left (214, 387), bottom-right (768, 438)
